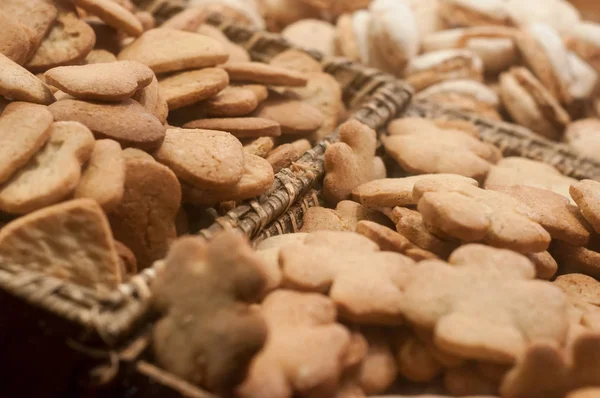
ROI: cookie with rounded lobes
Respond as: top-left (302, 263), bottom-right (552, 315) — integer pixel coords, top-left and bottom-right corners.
top-left (392, 206), bottom-right (459, 259)
top-left (49, 98), bottom-right (165, 150)
top-left (184, 118), bottom-right (281, 139)
top-left (44, 61), bottom-right (154, 102)
top-left (414, 178), bottom-right (552, 253)
top-left (550, 241), bottom-right (600, 280)
top-left (260, 0), bottom-right (320, 33)
top-left (281, 19), bottom-right (336, 56)
top-left (527, 251), bottom-right (558, 281)
top-left (108, 148), bottom-right (181, 270)
top-left (300, 201), bottom-right (392, 233)
top-left (280, 231), bottom-right (417, 325)
top-left (394, 328), bottom-right (444, 383)
top-left (0, 53), bottom-right (56, 105)
top-left (133, 75), bottom-right (168, 125)
top-left (488, 185), bottom-right (592, 246)
top-left (237, 289), bottom-right (351, 398)
top-left (566, 22), bottom-right (600, 74)
top-left (0, 11), bottom-right (33, 65)
top-left (243, 137), bottom-right (275, 158)
top-left (423, 26), bottom-right (519, 74)
top-left (194, 24), bottom-right (251, 64)
top-left (334, 13), bottom-right (361, 62)
top-left (0, 121), bottom-right (94, 214)
top-left (181, 153), bottom-right (274, 205)
top-left (417, 79), bottom-right (501, 115)
top-left (368, 0), bottom-right (420, 72)
top-left (221, 62), bottom-right (308, 87)
top-left (444, 361), bottom-right (507, 396)
top-left (84, 49), bottom-right (118, 64)
top-left (356, 220), bottom-right (439, 261)
top-left (266, 139), bottom-right (311, 173)
top-left (484, 157), bottom-right (577, 201)
top-left (201, 86), bottom-right (258, 117)
top-left (499, 332), bottom-right (600, 398)
top-left (237, 84), bottom-right (269, 103)
top-left (402, 245), bottom-right (569, 364)
top-left (0, 102), bottom-right (53, 185)
top-left (404, 49), bottom-right (484, 92)
top-left (75, 139), bottom-right (125, 212)
top-left (118, 28), bottom-right (229, 74)
top-left (72, 0), bottom-right (142, 37)
top-left (439, 0), bottom-right (510, 27)
top-left (158, 67), bottom-right (228, 110)
top-left (352, 174), bottom-right (478, 209)
top-left (0, 0), bottom-right (58, 62)
top-left (254, 93), bottom-right (324, 136)
top-left (570, 179), bottom-right (600, 234)
top-left (0, 198), bottom-right (121, 291)
top-left (383, 117), bottom-right (501, 182)
top-left (26, 11), bottom-right (96, 73)
top-left (269, 49), bottom-right (322, 74)
top-left (517, 23), bottom-right (597, 104)
top-left (554, 274), bottom-right (600, 328)
top-left (182, 0), bottom-right (265, 29)
top-left (564, 119), bottom-right (600, 160)
top-left (151, 232), bottom-right (267, 395)
top-left (324, 120), bottom-right (377, 205)
top-left (154, 128), bottom-right (244, 189)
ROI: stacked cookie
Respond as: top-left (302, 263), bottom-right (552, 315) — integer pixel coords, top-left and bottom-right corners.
top-left (0, 0), bottom-right (344, 291)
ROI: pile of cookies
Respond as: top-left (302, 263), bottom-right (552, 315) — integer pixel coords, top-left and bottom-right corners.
top-left (0, 0), bottom-right (345, 289)
top-left (152, 118), bottom-right (600, 398)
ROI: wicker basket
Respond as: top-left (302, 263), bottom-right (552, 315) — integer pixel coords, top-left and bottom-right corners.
top-left (0, 15), bottom-right (413, 398)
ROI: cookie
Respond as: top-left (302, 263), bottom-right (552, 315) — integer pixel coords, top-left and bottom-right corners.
top-left (0, 121), bottom-right (94, 214)
top-left (181, 153), bottom-right (274, 205)
top-left (404, 49), bottom-right (484, 91)
top-left (0, 102), bottom-right (54, 185)
top-left (255, 93), bottom-right (324, 136)
top-left (72, 0), bottom-right (143, 37)
top-left (489, 185), bottom-right (591, 246)
top-left (439, 0), bottom-right (511, 27)
top-left (221, 62), bottom-right (308, 86)
top-left (269, 49), bottom-right (322, 74)
top-left (26, 11), bottom-right (96, 73)
top-left (243, 137), bottom-right (275, 158)
top-left (133, 75), bottom-right (169, 124)
top-left (383, 117), bottom-right (501, 181)
top-left (281, 18), bottom-right (336, 56)
top-left (324, 119), bottom-right (378, 205)
top-left (499, 67), bottom-right (570, 141)
top-left (114, 240), bottom-right (137, 278)
top-left (49, 98), bottom-right (166, 150)
top-left (550, 241), bottom-right (600, 280)
top-left (352, 174), bottom-right (478, 209)
top-left (402, 245), bottom-right (569, 363)
top-left (566, 22), bottom-right (600, 74)
top-left (74, 139), bottom-right (125, 212)
top-left (570, 179), bottom-right (600, 234)
top-left (154, 128), bottom-right (244, 189)
top-left (237, 289), bottom-right (350, 398)
top-left (108, 148), bottom-right (181, 270)
top-left (84, 49), bottom-right (118, 64)
top-left (152, 232), bottom-right (267, 394)
top-left (266, 139), bottom-right (311, 173)
top-left (414, 178), bottom-right (552, 253)
top-left (201, 86), bottom-right (259, 117)
top-left (0, 11), bottom-right (33, 65)
top-left (300, 201), bottom-right (391, 233)
top-left (195, 24), bottom-right (251, 64)
top-left (527, 251), bottom-right (558, 281)
top-left (0, 198), bottom-right (121, 291)
top-left (280, 231), bottom-right (416, 324)
top-left (564, 119), bottom-right (600, 161)
top-left (184, 118), bottom-right (281, 139)
top-left (118, 28), bottom-right (229, 74)
top-left (0, 53), bottom-right (56, 105)
top-left (44, 61), bottom-right (154, 102)
top-left (158, 67), bottom-right (229, 110)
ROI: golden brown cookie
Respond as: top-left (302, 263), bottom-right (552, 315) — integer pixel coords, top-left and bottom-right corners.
top-left (49, 98), bottom-right (166, 150)
top-left (221, 62), bottom-right (308, 86)
top-left (0, 121), bottom-right (95, 214)
top-left (281, 18), bottom-right (336, 56)
top-left (108, 148), bottom-right (181, 270)
top-left (74, 139), bottom-right (125, 212)
top-left (84, 49), bottom-right (118, 64)
top-left (195, 24), bottom-right (251, 64)
top-left (201, 86), bottom-right (259, 117)
top-left (158, 67), bottom-right (229, 110)
top-left (184, 118), bottom-right (281, 139)
top-left (0, 102), bottom-right (54, 185)
top-left (0, 53), bottom-right (56, 104)
top-left (44, 61), bottom-right (154, 102)
top-left (118, 28), bottom-right (229, 74)
top-left (255, 93), bottom-right (324, 136)
top-left (133, 75), bottom-right (169, 124)
top-left (154, 128), bottom-right (245, 189)
top-left (269, 49), bottom-right (323, 74)
top-left (26, 11), bottom-right (96, 73)
top-left (0, 11), bottom-right (33, 65)
top-left (570, 179), bottom-right (600, 234)
top-left (550, 241), bottom-right (600, 279)
top-left (266, 139), bottom-right (311, 173)
top-left (181, 153), bottom-right (274, 205)
top-left (243, 137), bottom-right (275, 158)
top-left (0, 198), bottom-right (121, 291)
top-left (72, 0), bottom-right (143, 37)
